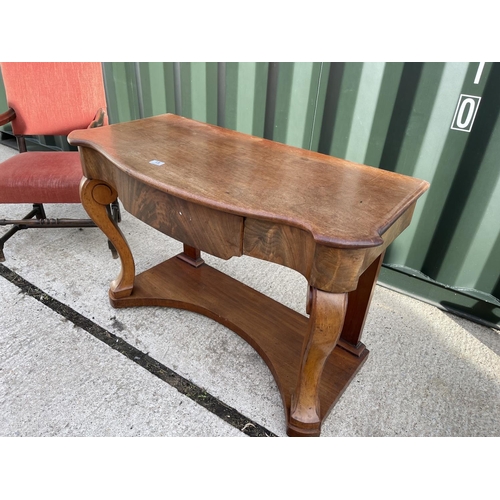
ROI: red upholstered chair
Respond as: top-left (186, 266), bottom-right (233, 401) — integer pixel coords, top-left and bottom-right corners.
top-left (0, 62), bottom-right (120, 261)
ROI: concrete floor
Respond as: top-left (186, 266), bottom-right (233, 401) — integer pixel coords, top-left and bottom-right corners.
top-left (1, 143), bottom-right (499, 437)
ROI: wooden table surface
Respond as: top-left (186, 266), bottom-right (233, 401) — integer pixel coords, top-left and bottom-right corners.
top-left (69, 113), bottom-right (428, 249)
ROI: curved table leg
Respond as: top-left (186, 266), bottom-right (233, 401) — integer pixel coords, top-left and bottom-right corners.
top-left (80, 177), bottom-right (135, 299)
top-left (288, 288), bottom-right (348, 436)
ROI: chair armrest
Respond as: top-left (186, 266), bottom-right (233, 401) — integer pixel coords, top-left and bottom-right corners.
top-left (88, 108), bottom-right (107, 129)
top-left (0, 108), bottom-right (15, 126)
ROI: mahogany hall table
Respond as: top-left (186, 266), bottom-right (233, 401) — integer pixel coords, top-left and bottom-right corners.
top-left (68, 114), bottom-right (429, 437)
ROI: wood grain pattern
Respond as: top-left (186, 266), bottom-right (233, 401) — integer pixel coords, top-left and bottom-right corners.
top-left (339, 251), bottom-right (385, 355)
top-left (79, 177), bottom-right (135, 299)
top-left (79, 147), bottom-right (243, 260)
top-left (310, 203), bottom-right (416, 292)
top-left (243, 219), bottom-right (315, 279)
top-left (69, 113), bottom-right (429, 250)
top-left (289, 289), bottom-right (348, 436)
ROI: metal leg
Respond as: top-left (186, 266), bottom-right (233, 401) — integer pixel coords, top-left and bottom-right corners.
top-left (0, 201), bottom-right (122, 261)
top-left (0, 205), bottom-right (45, 262)
top-left (106, 201), bottom-right (121, 259)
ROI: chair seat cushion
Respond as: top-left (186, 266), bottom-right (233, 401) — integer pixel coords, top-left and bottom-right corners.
top-left (0, 151), bottom-right (83, 203)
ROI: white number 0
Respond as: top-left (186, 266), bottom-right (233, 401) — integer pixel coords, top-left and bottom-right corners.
top-left (451, 94), bottom-right (481, 133)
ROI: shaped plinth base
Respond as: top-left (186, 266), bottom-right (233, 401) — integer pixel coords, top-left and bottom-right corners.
top-left (110, 255), bottom-right (369, 436)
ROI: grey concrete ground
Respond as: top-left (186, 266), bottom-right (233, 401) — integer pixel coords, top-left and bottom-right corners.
top-left (1, 143), bottom-right (499, 437)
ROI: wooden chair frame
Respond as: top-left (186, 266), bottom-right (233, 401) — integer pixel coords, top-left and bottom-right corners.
top-left (0, 106), bottom-right (120, 262)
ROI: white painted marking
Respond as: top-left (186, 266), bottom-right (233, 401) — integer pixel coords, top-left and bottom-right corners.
top-left (149, 160), bottom-right (165, 166)
top-left (451, 94), bottom-right (481, 132)
top-left (474, 62), bottom-right (485, 84)
top-left (457, 98), bottom-right (476, 128)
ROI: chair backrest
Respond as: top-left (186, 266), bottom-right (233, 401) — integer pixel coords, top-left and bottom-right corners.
top-left (0, 62), bottom-right (107, 136)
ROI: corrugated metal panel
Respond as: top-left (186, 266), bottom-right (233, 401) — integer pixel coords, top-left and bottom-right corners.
top-left (2, 62), bottom-right (499, 328)
top-left (225, 62), bottom-right (269, 136)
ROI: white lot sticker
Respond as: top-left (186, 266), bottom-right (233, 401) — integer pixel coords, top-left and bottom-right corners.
top-left (149, 160), bottom-right (165, 166)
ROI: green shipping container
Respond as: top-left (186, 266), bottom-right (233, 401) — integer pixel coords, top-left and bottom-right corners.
top-left (2, 62), bottom-right (499, 329)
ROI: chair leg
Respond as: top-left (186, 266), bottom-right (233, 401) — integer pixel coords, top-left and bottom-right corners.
top-left (0, 202), bottom-right (122, 261)
top-left (111, 200), bottom-right (121, 223)
top-left (33, 203), bottom-right (47, 220)
top-left (106, 201), bottom-right (121, 259)
top-left (0, 204), bottom-right (44, 262)
top-left (0, 226), bottom-right (20, 262)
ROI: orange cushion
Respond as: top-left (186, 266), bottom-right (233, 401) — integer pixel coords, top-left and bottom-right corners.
top-left (0, 152), bottom-right (83, 203)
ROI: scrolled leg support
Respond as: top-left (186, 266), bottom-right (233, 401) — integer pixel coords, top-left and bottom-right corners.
top-left (79, 177), bottom-right (135, 299)
top-left (289, 288), bottom-right (348, 436)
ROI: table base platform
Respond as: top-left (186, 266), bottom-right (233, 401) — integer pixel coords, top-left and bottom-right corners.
top-left (110, 255), bottom-right (369, 437)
